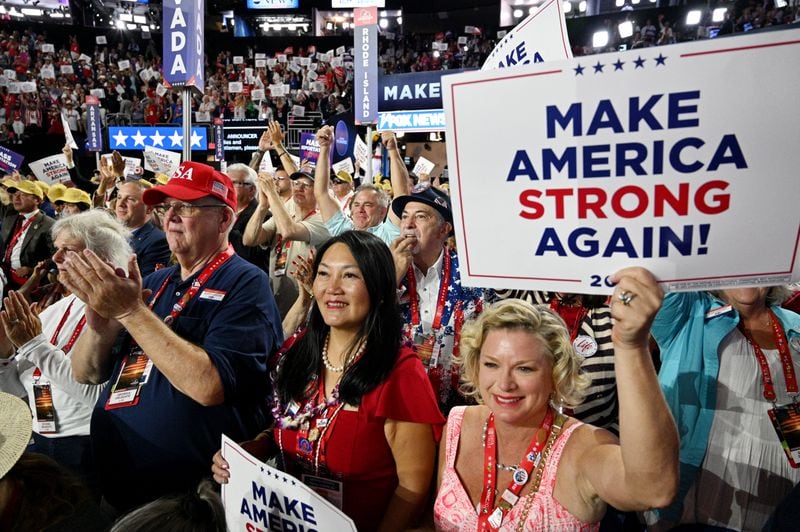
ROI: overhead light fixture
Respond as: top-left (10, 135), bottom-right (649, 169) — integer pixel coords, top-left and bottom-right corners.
top-left (615, 0), bottom-right (625, 6)
top-left (592, 30), bottom-right (609, 47)
top-left (579, 1), bottom-right (586, 11)
top-left (686, 9), bottom-right (702, 25)
top-left (513, 8), bottom-right (523, 17)
top-left (563, 1), bottom-right (572, 13)
top-left (712, 7), bottom-right (727, 22)
top-left (397, 16), bottom-right (402, 24)
top-left (618, 20), bottom-right (633, 38)
top-left (21, 7), bottom-right (43, 16)
top-left (379, 18), bottom-right (388, 28)
top-left (631, 0), bottom-right (639, 5)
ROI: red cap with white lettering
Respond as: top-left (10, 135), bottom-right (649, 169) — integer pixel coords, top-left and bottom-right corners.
top-left (142, 162), bottom-right (237, 211)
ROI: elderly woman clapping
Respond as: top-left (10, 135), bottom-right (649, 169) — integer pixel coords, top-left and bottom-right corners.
top-left (0, 210), bottom-right (132, 490)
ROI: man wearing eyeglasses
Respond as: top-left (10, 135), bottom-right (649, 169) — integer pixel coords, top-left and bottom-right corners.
top-left (62, 162), bottom-right (283, 511)
top-left (225, 164), bottom-right (269, 273)
top-left (243, 168), bottom-right (330, 317)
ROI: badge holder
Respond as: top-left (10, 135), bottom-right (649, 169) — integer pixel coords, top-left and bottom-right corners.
top-left (105, 349), bottom-right (154, 410)
top-left (301, 474), bottom-right (344, 510)
top-left (32, 371), bottom-right (57, 434)
top-left (768, 397), bottom-right (800, 469)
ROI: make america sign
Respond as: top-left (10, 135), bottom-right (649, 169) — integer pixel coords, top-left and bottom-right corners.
top-left (444, 29), bottom-right (800, 293)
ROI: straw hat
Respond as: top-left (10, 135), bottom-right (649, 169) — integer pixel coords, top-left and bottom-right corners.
top-left (0, 392), bottom-right (32, 479)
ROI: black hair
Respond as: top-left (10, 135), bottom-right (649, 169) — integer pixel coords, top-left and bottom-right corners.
top-left (276, 231), bottom-right (403, 406)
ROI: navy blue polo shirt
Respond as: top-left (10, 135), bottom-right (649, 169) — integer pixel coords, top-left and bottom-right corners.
top-left (91, 254), bottom-right (282, 510)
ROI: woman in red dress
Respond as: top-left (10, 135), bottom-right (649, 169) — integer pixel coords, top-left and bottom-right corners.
top-left (213, 231), bottom-right (444, 531)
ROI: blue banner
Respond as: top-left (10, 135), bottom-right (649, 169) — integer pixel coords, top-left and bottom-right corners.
top-left (0, 146), bottom-right (24, 174)
top-left (378, 110), bottom-right (446, 132)
top-left (86, 96), bottom-right (103, 152)
top-left (163, 0), bottom-right (205, 92)
top-left (354, 7), bottom-right (378, 125)
top-left (299, 132), bottom-right (330, 167)
top-left (213, 118), bottom-right (225, 161)
top-left (379, 69), bottom-right (469, 112)
top-left (108, 126), bottom-right (208, 151)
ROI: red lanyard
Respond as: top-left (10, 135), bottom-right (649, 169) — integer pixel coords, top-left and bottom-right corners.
top-left (149, 245), bottom-right (234, 327)
top-left (739, 309), bottom-right (797, 402)
top-left (550, 297), bottom-right (588, 342)
top-left (49, 299), bottom-right (86, 355)
top-left (478, 408), bottom-right (555, 531)
top-left (406, 249), bottom-right (451, 332)
top-left (3, 215), bottom-right (35, 263)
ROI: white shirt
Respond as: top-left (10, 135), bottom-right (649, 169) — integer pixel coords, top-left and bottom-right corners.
top-left (10, 210), bottom-right (39, 270)
top-left (0, 294), bottom-right (105, 438)
top-left (412, 250), bottom-right (444, 333)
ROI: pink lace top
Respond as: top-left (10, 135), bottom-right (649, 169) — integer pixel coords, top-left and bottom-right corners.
top-left (434, 406), bottom-right (600, 531)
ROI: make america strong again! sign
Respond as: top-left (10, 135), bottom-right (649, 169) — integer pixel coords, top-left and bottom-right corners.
top-left (444, 29), bottom-right (800, 294)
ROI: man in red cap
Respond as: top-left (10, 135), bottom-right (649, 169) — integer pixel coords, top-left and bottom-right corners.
top-left (62, 162), bottom-right (283, 511)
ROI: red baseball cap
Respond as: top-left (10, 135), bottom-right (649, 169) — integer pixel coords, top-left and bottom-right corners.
top-left (142, 162), bottom-right (237, 211)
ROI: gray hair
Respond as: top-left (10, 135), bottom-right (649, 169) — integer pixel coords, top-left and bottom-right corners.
top-left (354, 184), bottom-right (390, 209)
top-left (225, 164), bottom-right (257, 186)
top-left (110, 480), bottom-right (225, 532)
top-left (52, 209), bottom-right (133, 272)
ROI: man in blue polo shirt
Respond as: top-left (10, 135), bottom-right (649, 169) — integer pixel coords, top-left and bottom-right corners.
top-left (63, 162), bottom-right (282, 511)
top-left (313, 126), bottom-right (410, 245)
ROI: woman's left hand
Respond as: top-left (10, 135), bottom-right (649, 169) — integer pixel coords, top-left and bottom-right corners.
top-left (1, 290), bottom-right (43, 347)
top-left (608, 267), bottom-right (663, 350)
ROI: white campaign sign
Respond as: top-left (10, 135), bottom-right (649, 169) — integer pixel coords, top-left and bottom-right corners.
top-left (221, 435), bottom-right (356, 532)
top-left (143, 146), bottom-right (182, 176)
top-left (259, 153), bottom-right (275, 174)
top-left (29, 155), bottom-right (70, 184)
top-left (444, 29), bottom-right (800, 294)
top-left (412, 156), bottom-right (435, 176)
top-left (332, 157), bottom-right (354, 175)
top-left (482, 0), bottom-right (572, 71)
top-left (354, 135), bottom-right (369, 167)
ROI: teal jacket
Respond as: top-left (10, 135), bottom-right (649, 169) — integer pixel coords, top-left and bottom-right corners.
top-left (651, 291), bottom-right (800, 522)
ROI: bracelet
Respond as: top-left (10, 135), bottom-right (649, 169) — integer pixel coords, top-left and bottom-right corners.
top-left (277, 149), bottom-right (288, 157)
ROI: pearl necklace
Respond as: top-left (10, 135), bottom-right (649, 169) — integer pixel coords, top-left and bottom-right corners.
top-left (321, 333), bottom-right (367, 373)
top-left (321, 333), bottom-right (345, 372)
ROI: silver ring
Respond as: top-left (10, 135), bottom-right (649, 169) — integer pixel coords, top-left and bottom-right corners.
top-left (617, 291), bottom-right (636, 306)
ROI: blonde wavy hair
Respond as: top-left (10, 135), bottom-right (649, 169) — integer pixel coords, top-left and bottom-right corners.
top-left (457, 299), bottom-right (591, 408)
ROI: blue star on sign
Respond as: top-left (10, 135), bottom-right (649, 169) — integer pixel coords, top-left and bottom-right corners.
top-left (593, 61), bottom-right (605, 73)
top-left (574, 64), bottom-right (585, 76)
top-left (633, 56), bottom-right (646, 68)
top-left (613, 59), bottom-right (625, 71)
top-left (655, 53), bottom-right (667, 66)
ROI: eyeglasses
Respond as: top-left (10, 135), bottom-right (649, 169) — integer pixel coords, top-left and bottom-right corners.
top-left (152, 202), bottom-right (225, 218)
top-left (292, 181), bottom-right (313, 190)
top-left (232, 182), bottom-right (254, 188)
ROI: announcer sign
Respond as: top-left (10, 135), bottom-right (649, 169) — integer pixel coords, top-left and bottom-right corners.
top-left (444, 29), bottom-right (800, 293)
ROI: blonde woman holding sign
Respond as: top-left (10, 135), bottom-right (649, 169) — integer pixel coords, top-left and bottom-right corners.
top-left (434, 267), bottom-right (678, 530)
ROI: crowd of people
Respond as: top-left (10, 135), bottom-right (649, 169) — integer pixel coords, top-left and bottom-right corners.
top-left (0, 6), bottom-right (798, 532)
